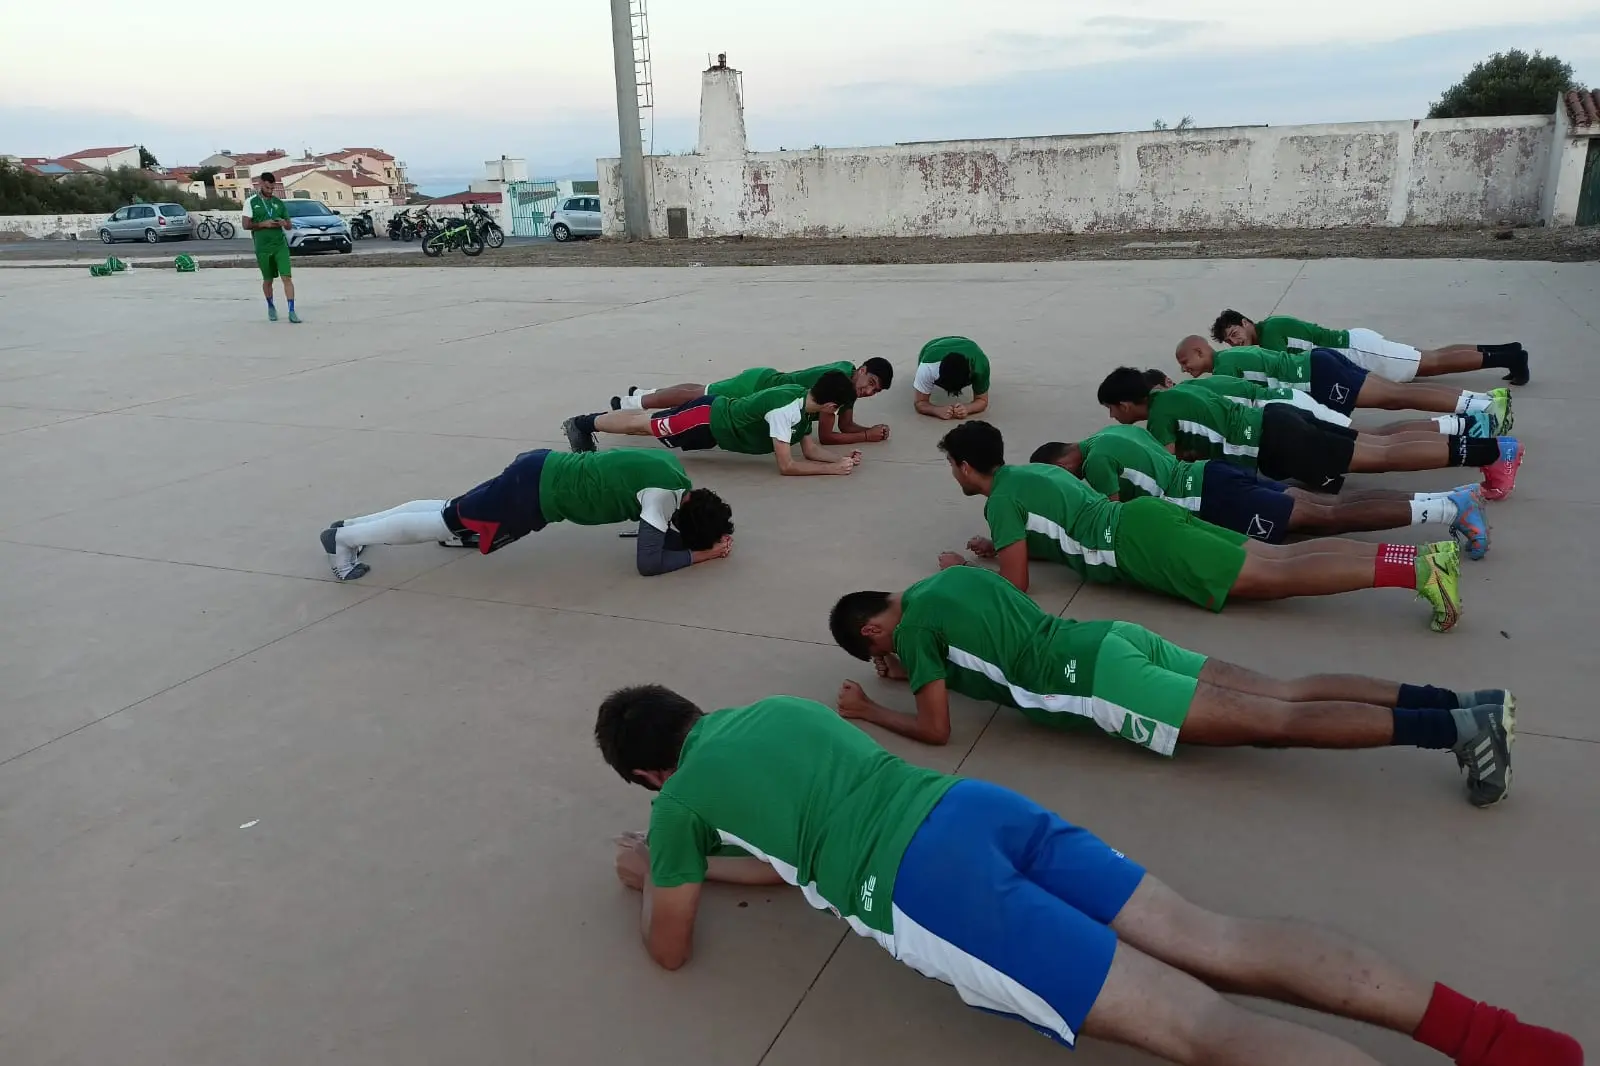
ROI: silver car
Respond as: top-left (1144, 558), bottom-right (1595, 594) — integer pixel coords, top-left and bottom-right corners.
top-left (99, 203), bottom-right (194, 244)
top-left (549, 196), bottom-right (603, 241)
top-left (283, 199), bottom-right (353, 254)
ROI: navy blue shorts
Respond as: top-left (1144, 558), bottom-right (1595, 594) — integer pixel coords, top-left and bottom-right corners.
top-left (892, 780), bottom-right (1145, 1048)
top-left (443, 449), bottom-right (550, 554)
top-left (1198, 462), bottom-right (1294, 543)
top-left (1308, 348), bottom-right (1369, 416)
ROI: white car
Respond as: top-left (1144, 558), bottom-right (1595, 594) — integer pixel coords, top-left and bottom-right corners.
top-left (549, 196), bottom-right (602, 241)
top-left (282, 200), bottom-right (353, 254)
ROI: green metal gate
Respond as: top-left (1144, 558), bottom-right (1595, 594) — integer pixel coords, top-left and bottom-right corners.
top-left (1577, 139), bottom-right (1600, 227)
top-left (506, 180), bottom-right (559, 237)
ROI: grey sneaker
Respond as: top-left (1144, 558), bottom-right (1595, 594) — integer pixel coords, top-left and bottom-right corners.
top-left (320, 525), bottom-right (369, 581)
top-left (1453, 694), bottom-right (1515, 808)
top-left (563, 417), bottom-right (597, 452)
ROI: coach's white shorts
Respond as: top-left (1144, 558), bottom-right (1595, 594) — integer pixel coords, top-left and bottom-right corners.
top-left (1339, 328), bottom-right (1421, 383)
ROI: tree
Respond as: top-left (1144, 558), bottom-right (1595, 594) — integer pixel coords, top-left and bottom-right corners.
top-left (138, 145), bottom-right (159, 169)
top-left (190, 165), bottom-right (222, 192)
top-left (0, 162), bottom-right (238, 214)
top-left (1152, 116), bottom-right (1195, 131)
top-left (1428, 50), bottom-right (1583, 118)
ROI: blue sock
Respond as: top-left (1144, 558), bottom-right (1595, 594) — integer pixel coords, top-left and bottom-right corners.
top-left (287, 298), bottom-right (295, 313)
top-left (1391, 707), bottom-right (1458, 749)
top-left (1396, 683), bottom-right (1458, 710)
top-left (266, 297), bottom-right (275, 308)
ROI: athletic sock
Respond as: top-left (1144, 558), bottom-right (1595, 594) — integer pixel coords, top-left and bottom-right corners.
top-left (1433, 415), bottom-right (1467, 434)
top-left (266, 298), bottom-right (275, 309)
top-left (1413, 983), bottom-right (1583, 1066)
top-left (1397, 683), bottom-right (1460, 710)
top-left (287, 298), bottom-right (295, 314)
top-left (619, 392), bottom-right (644, 410)
top-left (1456, 392), bottom-right (1491, 415)
top-left (1374, 543), bottom-right (1418, 588)
top-left (1409, 496), bottom-right (1460, 526)
top-left (1477, 344), bottom-right (1523, 366)
top-left (572, 413), bottom-right (600, 434)
top-left (1446, 436), bottom-right (1501, 468)
top-left (1391, 707), bottom-right (1458, 748)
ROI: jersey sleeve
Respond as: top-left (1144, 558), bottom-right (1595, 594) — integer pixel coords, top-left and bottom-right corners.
top-left (985, 494), bottom-right (1029, 551)
top-left (647, 793), bottom-right (718, 888)
top-left (911, 362), bottom-right (940, 395)
top-left (1080, 453), bottom-right (1122, 499)
top-left (636, 488), bottom-right (681, 532)
top-left (894, 624), bottom-right (948, 693)
top-left (970, 356), bottom-right (991, 395)
top-left (764, 398), bottom-right (807, 443)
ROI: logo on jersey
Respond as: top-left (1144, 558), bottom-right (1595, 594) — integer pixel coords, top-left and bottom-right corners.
top-left (1063, 659), bottom-right (1077, 683)
top-left (1247, 514), bottom-right (1275, 540)
top-left (859, 874), bottom-right (877, 913)
top-left (1330, 383), bottom-right (1349, 405)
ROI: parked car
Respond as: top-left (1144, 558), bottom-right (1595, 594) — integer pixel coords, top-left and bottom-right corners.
top-left (549, 196), bottom-right (602, 241)
top-left (99, 203), bottom-right (194, 244)
top-left (283, 199), bottom-right (353, 254)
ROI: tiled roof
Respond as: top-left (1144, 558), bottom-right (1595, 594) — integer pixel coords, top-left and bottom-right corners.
top-left (1565, 89), bottom-right (1600, 127)
top-left (340, 147), bottom-right (395, 160)
top-left (231, 151), bottom-right (290, 166)
top-left (272, 163), bottom-right (323, 179)
top-left (426, 191), bottom-right (503, 205)
top-left (325, 169), bottom-right (389, 187)
top-left (64, 145), bottom-right (136, 157)
top-left (19, 156), bottom-right (93, 175)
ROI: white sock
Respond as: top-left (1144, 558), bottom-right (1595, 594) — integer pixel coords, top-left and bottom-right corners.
top-left (1433, 415), bottom-right (1465, 435)
top-left (344, 499), bottom-right (449, 527)
top-left (337, 509), bottom-right (451, 549)
top-left (1410, 497), bottom-right (1460, 526)
top-left (1457, 392), bottom-right (1491, 414)
top-left (619, 391), bottom-right (645, 410)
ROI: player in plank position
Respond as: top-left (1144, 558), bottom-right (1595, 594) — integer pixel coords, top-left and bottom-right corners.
top-left (1030, 423), bottom-right (1491, 559)
top-left (596, 686), bottom-right (1576, 1066)
top-left (1211, 308), bottom-right (1530, 385)
top-left (911, 335), bottom-right (990, 420)
top-left (317, 449), bottom-right (732, 581)
top-left (608, 358), bottom-right (894, 446)
top-left (1097, 368), bottom-right (1525, 502)
top-left (830, 565), bottom-right (1511, 804)
top-left (932, 421), bottom-right (1465, 631)
top-left (562, 372), bottom-right (863, 477)
top-left (1177, 335), bottom-right (1514, 429)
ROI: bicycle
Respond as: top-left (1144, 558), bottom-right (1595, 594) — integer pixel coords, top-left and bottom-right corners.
top-left (194, 214), bottom-right (237, 240)
top-left (421, 213), bottom-right (484, 258)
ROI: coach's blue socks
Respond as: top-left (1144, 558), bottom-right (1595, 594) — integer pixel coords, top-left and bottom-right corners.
top-left (1397, 683), bottom-right (1458, 710)
top-left (1391, 707), bottom-right (1459, 749)
top-left (287, 298), bottom-right (295, 315)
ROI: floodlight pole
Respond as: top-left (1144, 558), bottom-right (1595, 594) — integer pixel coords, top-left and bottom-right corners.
top-left (610, 0), bottom-right (650, 241)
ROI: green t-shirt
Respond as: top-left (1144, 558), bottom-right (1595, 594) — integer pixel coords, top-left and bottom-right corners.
top-left (1079, 424), bottom-right (1206, 511)
top-left (984, 463), bottom-right (1121, 582)
top-left (708, 362), bottom-right (856, 409)
top-left (893, 567), bottom-right (1118, 729)
top-left (708, 385), bottom-right (815, 455)
top-left (246, 194), bottom-right (289, 252)
top-left (538, 450), bottom-right (691, 528)
top-left (1145, 386), bottom-right (1263, 470)
top-left (1212, 346), bottom-right (1311, 392)
top-left (647, 696), bottom-right (956, 938)
top-left (913, 337), bottom-right (991, 397)
top-left (1255, 315), bottom-right (1349, 354)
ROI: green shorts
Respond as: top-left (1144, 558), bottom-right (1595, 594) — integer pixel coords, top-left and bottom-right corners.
top-left (255, 245), bottom-right (292, 280)
top-left (1089, 621), bottom-right (1207, 756)
top-left (706, 367), bottom-right (777, 398)
top-left (1114, 497), bottom-right (1247, 612)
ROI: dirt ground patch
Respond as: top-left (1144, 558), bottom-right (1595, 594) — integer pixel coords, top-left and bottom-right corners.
top-left (316, 225), bottom-right (1599, 268)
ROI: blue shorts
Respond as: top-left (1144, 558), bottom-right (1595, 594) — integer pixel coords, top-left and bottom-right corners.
top-left (1198, 461), bottom-right (1294, 543)
top-left (1308, 348), bottom-right (1369, 416)
top-left (443, 449), bottom-right (550, 554)
top-left (892, 780), bottom-right (1145, 1048)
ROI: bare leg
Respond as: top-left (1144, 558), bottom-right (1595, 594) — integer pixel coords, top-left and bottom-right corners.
top-left (1286, 494), bottom-right (1414, 535)
top-left (1366, 417), bottom-right (1448, 436)
top-left (261, 277), bottom-right (274, 301)
top-left (1179, 681), bottom-right (1394, 747)
top-left (1417, 345), bottom-right (1488, 377)
top-left (1081, 938), bottom-right (1384, 1065)
top-left (1349, 434), bottom-right (1452, 473)
top-left (1198, 657), bottom-right (1402, 708)
top-left (1263, 537), bottom-right (1380, 560)
top-left (639, 384), bottom-right (706, 409)
top-left (1231, 542), bottom-right (1385, 599)
top-left (1354, 374), bottom-right (1470, 414)
top-left (593, 410), bottom-right (657, 437)
top-left (283, 276), bottom-right (296, 302)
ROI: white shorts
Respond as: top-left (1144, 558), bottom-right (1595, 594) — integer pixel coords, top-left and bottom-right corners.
top-left (1276, 389), bottom-right (1352, 427)
top-left (1339, 328), bottom-right (1421, 383)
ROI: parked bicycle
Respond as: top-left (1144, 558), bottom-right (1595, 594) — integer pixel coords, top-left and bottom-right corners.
top-left (467, 202), bottom-right (504, 248)
top-left (421, 213), bottom-right (484, 258)
top-left (193, 214), bottom-right (237, 240)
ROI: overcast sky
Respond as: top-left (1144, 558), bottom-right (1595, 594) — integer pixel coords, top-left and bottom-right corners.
top-left (3, 0), bottom-right (1597, 192)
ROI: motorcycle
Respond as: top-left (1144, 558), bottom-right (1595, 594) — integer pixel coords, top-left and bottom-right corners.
top-left (467, 202), bottom-right (504, 249)
top-left (421, 213), bottom-right (484, 258)
top-left (387, 209), bottom-right (412, 241)
top-left (350, 209), bottom-right (376, 239)
top-left (411, 206), bottom-right (439, 241)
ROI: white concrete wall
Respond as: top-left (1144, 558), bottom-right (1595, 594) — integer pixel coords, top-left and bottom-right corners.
top-left (600, 116), bottom-right (1555, 238)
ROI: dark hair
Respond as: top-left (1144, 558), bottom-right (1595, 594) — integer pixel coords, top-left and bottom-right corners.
top-left (1141, 368), bottom-right (1169, 390)
top-left (829, 591), bottom-right (892, 661)
top-left (861, 356), bottom-right (894, 389)
top-left (672, 488), bottom-right (733, 551)
top-left (594, 684), bottom-right (704, 786)
top-left (935, 353), bottom-right (973, 394)
top-left (938, 420), bottom-right (1004, 474)
top-left (1211, 309), bottom-right (1248, 344)
top-left (1029, 441), bottom-right (1073, 464)
top-left (1096, 367), bottom-right (1153, 406)
top-left (258, 171), bottom-right (276, 184)
top-left (809, 369), bottom-right (856, 408)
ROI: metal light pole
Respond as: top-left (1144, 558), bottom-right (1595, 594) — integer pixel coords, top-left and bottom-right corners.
top-left (609, 0), bottom-right (650, 240)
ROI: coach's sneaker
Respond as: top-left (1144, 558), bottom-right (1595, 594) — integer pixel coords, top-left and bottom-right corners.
top-left (288, 309), bottom-right (302, 324)
top-left (320, 526), bottom-right (369, 581)
top-left (267, 304), bottom-right (278, 322)
top-left (1479, 437), bottom-right (1524, 501)
top-left (1415, 546), bottom-right (1462, 633)
top-left (1448, 486), bottom-right (1490, 561)
top-left (1463, 409), bottom-right (1494, 439)
top-left (1486, 387), bottom-right (1513, 433)
top-left (563, 416), bottom-right (597, 453)
top-left (1451, 694), bottom-right (1515, 807)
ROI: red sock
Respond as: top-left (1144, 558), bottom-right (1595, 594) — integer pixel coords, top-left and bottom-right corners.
top-left (1414, 984), bottom-right (1585, 1066)
top-left (1374, 543), bottom-right (1419, 589)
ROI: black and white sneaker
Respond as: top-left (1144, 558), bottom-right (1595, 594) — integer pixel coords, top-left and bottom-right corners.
top-left (563, 417), bottom-right (597, 453)
top-left (1453, 694), bottom-right (1515, 808)
top-left (320, 525), bottom-right (370, 581)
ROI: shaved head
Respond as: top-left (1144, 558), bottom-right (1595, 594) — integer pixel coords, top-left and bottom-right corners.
top-left (1174, 335), bottom-right (1216, 378)
top-left (1177, 334), bottom-right (1212, 358)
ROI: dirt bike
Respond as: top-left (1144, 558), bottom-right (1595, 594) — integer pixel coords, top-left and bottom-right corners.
top-left (421, 213), bottom-right (484, 258)
top-left (194, 214), bottom-right (237, 240)
top-left (467, 203), bottom-right (504, 248)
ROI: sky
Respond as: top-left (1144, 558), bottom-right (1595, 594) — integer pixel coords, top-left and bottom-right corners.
top-left (3, 0), bottom-right (1597, 194)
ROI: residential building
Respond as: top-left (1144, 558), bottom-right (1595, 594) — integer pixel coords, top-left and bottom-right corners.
top-left (316, 148), bottom-right (411, 204)
top-left (211, 151), bottom-right (293, 201)
top-left (61, 145), bottom-right (141, 171)
top-left (283, 168), bottom-right (392, 205)
top-left (9, 156), bottom-right (95, 180)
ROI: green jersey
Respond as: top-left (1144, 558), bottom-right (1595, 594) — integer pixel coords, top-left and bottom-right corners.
top-left (1212, 345), bottom-right (1311, 392)
top-left (1254, 315), bottom-right (1349, 354)
top-left (708, 385), bottom-right (815, 455)
top-left (985, 463), bottom-right (1120, 582)
top-left (913, 336), bottom-right (991, 396)
top-left (1145, 386), bottom-right (1263, 470)
top-left (647, 696), bottom-right (956, 939)
top-left (893, 567), bottom-right (1119, 729)
top-left (1078, 424), bottom-right (1206, 511)
top-left (1183, 374), bottom-right (1305, 407)
top-left (245, 194), bottom-right (290, 253)
top-left (538, 450), bottom-right (691, 529)
top-left (708, 362), bottom-right (855, 408)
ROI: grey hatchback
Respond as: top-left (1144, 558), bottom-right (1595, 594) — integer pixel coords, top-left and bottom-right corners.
top-left (100, 203), bottom-right (194, 244)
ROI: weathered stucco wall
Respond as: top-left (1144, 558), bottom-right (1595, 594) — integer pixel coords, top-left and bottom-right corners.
top-left (600, 116), bottom-right (1553, 238)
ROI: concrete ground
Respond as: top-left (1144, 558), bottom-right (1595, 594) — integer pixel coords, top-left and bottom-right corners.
top-left (0, 258), bottom-right (1595, 1066)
